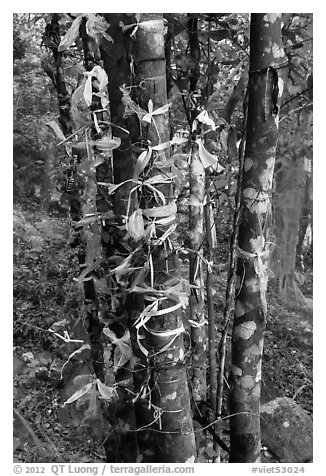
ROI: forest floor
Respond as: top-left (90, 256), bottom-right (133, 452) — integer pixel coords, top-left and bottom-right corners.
top-left (13, 204), bottom-right (313, 463)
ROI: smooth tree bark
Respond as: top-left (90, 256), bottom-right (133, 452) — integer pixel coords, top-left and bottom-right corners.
top-left (229, 14), bottom-right (286, 463)
top-left (132, 13), bottom-right (196, 462)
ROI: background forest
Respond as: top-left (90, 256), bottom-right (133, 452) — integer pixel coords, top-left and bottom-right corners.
top-left (13, 13), bottom-right (313, 464)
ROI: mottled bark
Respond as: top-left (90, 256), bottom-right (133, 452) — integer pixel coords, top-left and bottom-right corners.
top-left (230, 13), bottom-right (286, 463)
top-left (133, 13), bottom-right (196, 463)
top-left (189, 148), bottom-right (207, 402)
top-left (187, 14), bottom-right (207, 404)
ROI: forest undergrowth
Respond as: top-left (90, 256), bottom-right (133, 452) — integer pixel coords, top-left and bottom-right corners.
top-left (13, 203), bottom-right (313, 463)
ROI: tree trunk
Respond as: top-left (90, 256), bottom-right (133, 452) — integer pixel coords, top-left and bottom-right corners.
top-left (78, 16), bottom-right (107, 383)
top-left (189, 148), bottom-right (207, 403)
top-left (43, 14), bottom-right (80, 217)
top-left (229, 13), bottom-right (286, 463)
top-left (296, 171), bottom-right (312, 271)
top-left (187, 14), bottom-right (207, 404)
top-left (43, 14), bottom-right (73, 136)
top-left (100, 13), bottom-right (143, 462)
top-left (273, 154), bottom-right (308, 303)
top-left (204, 176), bottom-right (217, 417)
top-left (132, 13), bottom-right (196, 463)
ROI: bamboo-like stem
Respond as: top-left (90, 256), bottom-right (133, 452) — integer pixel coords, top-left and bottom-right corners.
top-left (215, 116), bottom-right (246, 461)
top-left (187, 14), bottom-right (207, 403)
top-left (133, 13), bottom-right (196, 463)
top-left (205, 175), bottom-right (217, 414)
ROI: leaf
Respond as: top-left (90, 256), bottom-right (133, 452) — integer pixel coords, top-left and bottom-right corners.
top-left (51, 319), bottom-right (68, 330)
top-left (93, 136), bottom-right (121, 151)
top-left (70, 83), bottom-right (89, 127)
top-left (72, 374), bottom-right (93, 388)
top-left (83, 76), bottom-right (93, 107)
top-left (60, 344), bottom-right (91, 378)
top-left (196, 138), bottom-right (218, 169)
top-left (145, 184), bottom-right (166, 206)
top-left (142, 201), bottom-right (177, 219)
top-left (103, 327), bottom-right (118, 342)
top-left (126, 209), bottom-right (145, 241)
top-left (85, 385), bottom-right (99, 418)
top-left (96, 379), bottom-right (117, 401)
top-left (133, 147), bottom-right (153, 179)
top-left (72, 141), bottom-right (88, 150)
top-left (194, 110), bottom-right (216, 131)
top-left (152, 141), bottom-right (170, 151)
top-left (74, 215), bottom-right (99, 227)
top-left (145, 174), bottom-right (173, 185)
top-left (114, 341), bottom-right (133, 371)
top-left (120, 85), bottom-right (147, 120)
top-left (62, 382), bottom-right (93, 406)
top-left (58, 16), bottom-right (83, 52)
top-left (46, 121), bottom-right (66, 141)
top-left (198, 29), bottom-right (229, 42)
top-left (143, 103), bottom-right (170, 123)
top-left (85, 14), bottom-right (113, 43)
top-left (112, 253), bottom-right (134, 282)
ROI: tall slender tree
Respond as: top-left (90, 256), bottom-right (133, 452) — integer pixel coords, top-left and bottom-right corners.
top-left (131, 13), bottom-right (197, 462)
top-left (229, 13), bottom-right (286, 463)
top-left (187, 13), bottom-right (207, 404)
top-left (100, 13), bottom-right (144, 462)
